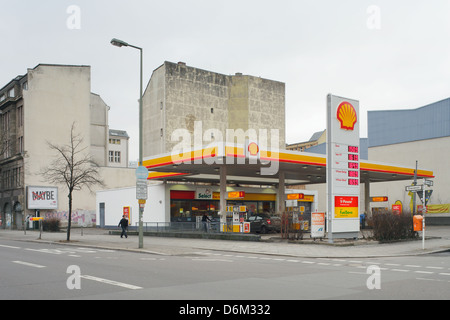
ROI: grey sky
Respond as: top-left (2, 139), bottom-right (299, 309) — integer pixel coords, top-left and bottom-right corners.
top-left (1, 0), bottom-right (449, 161)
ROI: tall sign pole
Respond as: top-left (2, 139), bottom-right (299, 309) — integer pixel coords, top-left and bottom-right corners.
top-left (136, 166), bottom-right (148, 248)
top-left (327, 94), bottom-right (360, 242)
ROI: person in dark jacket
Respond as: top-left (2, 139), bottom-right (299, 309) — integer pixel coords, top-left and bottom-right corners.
top-left (202, 213), bottom-right (211, 232)
top-left (118, 215), bottom-right (129, 238)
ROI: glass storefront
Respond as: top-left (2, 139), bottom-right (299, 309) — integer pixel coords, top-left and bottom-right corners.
top-left (171, 199), bottom-right (219, 222)
top-left (170, 190), bottom-right (277, 222)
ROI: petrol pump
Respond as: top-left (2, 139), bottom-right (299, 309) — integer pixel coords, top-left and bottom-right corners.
top-left (223, 205), bottom-right (248, 233)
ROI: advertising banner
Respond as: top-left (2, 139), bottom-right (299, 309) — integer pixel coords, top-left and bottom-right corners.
top-left (27, 186), bottom-right (58, 210)
top-left (311, 212), bottom-right (325, 238)
top-left (334, 196), bottom-right (359, 218)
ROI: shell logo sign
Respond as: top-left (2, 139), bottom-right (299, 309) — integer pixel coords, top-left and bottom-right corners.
top-left (336, 102), bottom-right (357, 131)
top-left (247, 142), bottom-right (259, 156)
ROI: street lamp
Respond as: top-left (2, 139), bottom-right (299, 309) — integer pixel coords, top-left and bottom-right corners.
top-left (111, 38), bottom-right (145, 249)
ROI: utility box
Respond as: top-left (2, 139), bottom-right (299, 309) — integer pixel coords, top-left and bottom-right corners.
top-left (413, 215), bottom-right (423, 231)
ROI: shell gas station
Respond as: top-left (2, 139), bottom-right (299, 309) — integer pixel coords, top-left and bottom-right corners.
top-left (142, 132), bottom-right (433, 238)
top-left (109, 94), bottom-right (435, 240)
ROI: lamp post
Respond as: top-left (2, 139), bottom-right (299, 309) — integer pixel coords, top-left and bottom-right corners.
top-left (111, 38), bottom-right (145, 248)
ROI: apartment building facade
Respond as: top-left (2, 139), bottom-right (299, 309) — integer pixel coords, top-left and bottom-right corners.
top-left (0, 64), bottom-right (134, 229)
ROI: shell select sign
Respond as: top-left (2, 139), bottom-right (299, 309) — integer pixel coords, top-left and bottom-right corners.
top-left (337, 102), bottom-right (357, 131)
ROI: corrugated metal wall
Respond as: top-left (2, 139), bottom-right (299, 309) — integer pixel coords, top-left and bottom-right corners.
top-left (368, 98), bottom-right (450, 147)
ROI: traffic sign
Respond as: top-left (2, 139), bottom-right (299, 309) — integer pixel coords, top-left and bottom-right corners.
top-left (405, 185), bottom-right (423, 192)
top-left (417, 190), bottom-right (433, 206)
top-left (424, 179), bottom-right (433, 187)
top-left (136, 179), bottom-right (148, 200)
top-left (135, 166), bottom-right (148, 180)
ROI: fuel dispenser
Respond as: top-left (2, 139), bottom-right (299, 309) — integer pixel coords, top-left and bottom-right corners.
top-left (223, 205), bottom-right (248, 233)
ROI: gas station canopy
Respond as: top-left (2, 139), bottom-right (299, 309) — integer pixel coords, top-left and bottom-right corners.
top-left (142, 142), bottom-right (434, 185)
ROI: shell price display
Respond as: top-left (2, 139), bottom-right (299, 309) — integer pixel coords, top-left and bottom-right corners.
top-left (348, 162), bottom-right (359, 169)
top-left (348, 146), bottom-right (359, 153)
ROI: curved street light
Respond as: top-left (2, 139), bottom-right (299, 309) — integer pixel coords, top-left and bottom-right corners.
top-left (111, 38), bottom-right (145, 249)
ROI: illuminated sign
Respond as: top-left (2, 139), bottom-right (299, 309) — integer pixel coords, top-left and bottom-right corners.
top-left (337, 102), bottom-right (357, 131)
top-left (371, 197), bottom-right (388, 202)
top-left (247, 142), bottom-right (259, 156)
top-left (327, 94), bottom-right (360, 239)
top-left (334, 196), bottom-right (359, 218)
top-left (227, 191), bottom-right (245, 199)
top-left (287, 193), bottom-right (304, 200)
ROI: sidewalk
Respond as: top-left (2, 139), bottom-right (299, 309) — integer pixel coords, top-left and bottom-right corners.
top-left (0, 226), bottom-right (449, 258)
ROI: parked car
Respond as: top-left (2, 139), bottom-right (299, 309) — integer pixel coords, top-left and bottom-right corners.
top-left (246, 213), bottom-right (281, 234)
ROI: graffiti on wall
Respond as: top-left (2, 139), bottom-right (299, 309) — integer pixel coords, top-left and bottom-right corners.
top-left (44, 210), bottom-right (96, 227)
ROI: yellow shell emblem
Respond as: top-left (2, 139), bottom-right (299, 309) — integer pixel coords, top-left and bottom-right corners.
top-left (248, 142), bottom-right (259, 156)
top-left (337, 102), bottom-right (357, 131)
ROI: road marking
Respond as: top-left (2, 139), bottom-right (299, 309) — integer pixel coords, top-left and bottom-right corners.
top-left (191, 258), bottom-right (233, 262)
top-left (414, 270), bottom-right (434, 274)
top-left (439, 273), bottom-right (450, 276)
top-left (80, 275), bottom-right (142, 290)
top-left (416, 278), bottom-right (445, 282)
top-left (405, 265), bottom-right (421, 268)
top-left (25, 248), bottom-right (62, 255)
top-left (0, 244), bottom-right (21, 249)
top-left (426, 266), bottom-right (444, 270)
top-left (12, 261), bottom-right (46, 268)
top-left (391, 269), bottom-right (410, 272)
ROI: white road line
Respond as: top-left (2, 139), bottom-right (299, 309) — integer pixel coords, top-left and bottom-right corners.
top-left (80, 275), bottom-right (142, 290)
top-left (426, 266), bottom-right (444, 270)
top-left (25, 248), bottom-right (61, 255)
top-left (391, 269), bottom-right (410, 272)
top-left (191, 258), bottom-right (233, 262)
top-left (405, 265), bottom-right (421, 268)
top-left (414, 270), bottom-right (434, 274)
top-left (12, 261), bottom-right (46, 268)
top-left (439, 273), bottom-right (450, 276)
top-left (0, 244), bottom-right (21, 249)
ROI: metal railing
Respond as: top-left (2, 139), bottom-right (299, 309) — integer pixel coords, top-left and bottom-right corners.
top-left (135, 221), bottom-right (221, 233)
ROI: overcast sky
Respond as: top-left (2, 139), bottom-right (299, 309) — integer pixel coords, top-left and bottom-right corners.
top-left (1, 0), bottom-right (449, 161)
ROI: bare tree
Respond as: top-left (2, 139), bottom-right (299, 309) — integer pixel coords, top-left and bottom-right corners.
top-left (42, 122), bottom-right (104, 241)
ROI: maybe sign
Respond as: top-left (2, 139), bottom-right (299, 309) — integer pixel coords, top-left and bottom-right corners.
top-left (27, 186), bottom-right (58, 210)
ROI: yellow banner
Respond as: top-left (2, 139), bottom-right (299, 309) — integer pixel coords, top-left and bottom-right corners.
top-left (335, 207), bottom-right (358, 218)
top-left (427, 204), bottom-right (450, 214)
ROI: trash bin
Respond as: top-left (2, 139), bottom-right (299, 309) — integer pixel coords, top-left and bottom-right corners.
top-left (413, 215), bottom-right (423, 231)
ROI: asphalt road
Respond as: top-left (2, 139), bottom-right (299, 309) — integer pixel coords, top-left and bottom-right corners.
top-left (1, 239), bottom-right (449, 302)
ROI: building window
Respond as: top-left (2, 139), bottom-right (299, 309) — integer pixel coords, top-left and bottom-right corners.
top-left (109, 151), bottom-right (121, 163)
top-left (109, 138), bottom-right (121, 145)
top-left (114, 151), bottom-right (121, 163)
top-left (17, 106), bottom-right (24, 127)
top-left (7, 88), bottom-right (15, 98)
top-left (18, 136), bottom-right (24, 154)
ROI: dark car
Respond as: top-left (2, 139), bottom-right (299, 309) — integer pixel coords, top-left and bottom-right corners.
top-left (247, 213), bottom-right (281, 234)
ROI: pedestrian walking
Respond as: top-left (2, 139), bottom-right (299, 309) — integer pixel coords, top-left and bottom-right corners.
top-left (118, 215), bottom-right (129, 238)
top-left (202, 213), bottom-right (211, 232)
